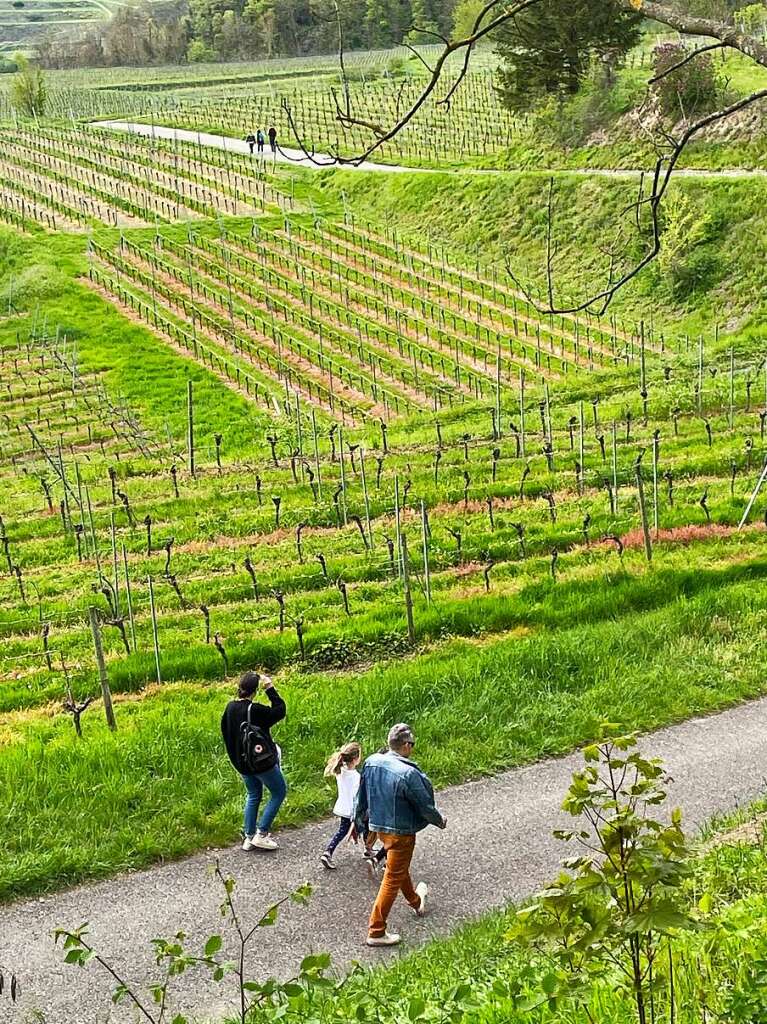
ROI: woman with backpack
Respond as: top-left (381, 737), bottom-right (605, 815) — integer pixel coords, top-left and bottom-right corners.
top-left (221, 670), bottom-right (287, 851)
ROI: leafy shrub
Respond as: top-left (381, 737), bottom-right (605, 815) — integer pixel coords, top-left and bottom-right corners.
top-left (307, 631), bottom-right (410, 669)
top-left (534, 62), bottom-right (626, 148)
top-left (657, 191), bottom-right (723, 299)
top-left (653, 42), bottom-right (720, 120)
top-left (737, 3), bottom-right (767, 35)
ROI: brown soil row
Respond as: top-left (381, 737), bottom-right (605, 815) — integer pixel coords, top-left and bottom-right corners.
top-left (343, 223), bottom-right (665, 358)
top-left (123, 247), bottom-right (378, 422)
top-left (273, 231), bottom-right (564, 383)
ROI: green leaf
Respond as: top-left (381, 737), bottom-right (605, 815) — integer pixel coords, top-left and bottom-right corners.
top-left (408, 996), bottom-right (426, 1020)
top-left (290, 882), bottom-right (313, 905)
top-left (258, 905), bottom-right (279, 928)
top-left (204, 935), bottom-right (223, 957)
top-left (300, 953), bottom-right (331, 973)
top-left (541, 973), bottom-right (559, 996)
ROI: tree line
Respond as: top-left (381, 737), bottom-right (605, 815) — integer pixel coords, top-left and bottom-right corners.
top-left (36, 0), bottom-right (456, 69)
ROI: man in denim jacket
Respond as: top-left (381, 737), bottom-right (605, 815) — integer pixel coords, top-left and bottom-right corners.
top-left (355, 722), bottom-right (447, 946)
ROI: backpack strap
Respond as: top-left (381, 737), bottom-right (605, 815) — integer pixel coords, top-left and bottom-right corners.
top-left (247, 701), bottom-right (253, 725)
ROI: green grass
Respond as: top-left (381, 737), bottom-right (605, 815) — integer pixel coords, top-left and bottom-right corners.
top-left (0, 226), bottom-right (271, 452)
top-left (3, 558), bottom-right (767, 901)
top-left (239, 809), bottom-right (767, 1023)
top-left (313, 167), bottom-right (767, 347)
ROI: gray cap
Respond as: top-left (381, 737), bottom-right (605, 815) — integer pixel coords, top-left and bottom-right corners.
top-left (388, 723), bottom-right (414, 749)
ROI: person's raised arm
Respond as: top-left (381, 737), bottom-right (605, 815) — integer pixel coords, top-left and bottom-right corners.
top-left (260, 675), bottom-right (286, 725)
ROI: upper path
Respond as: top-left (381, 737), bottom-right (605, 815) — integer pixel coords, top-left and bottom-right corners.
top-left (3, 693), bottom-right (767, 1024)
top-left (95, 121), bottom-right (767, 179)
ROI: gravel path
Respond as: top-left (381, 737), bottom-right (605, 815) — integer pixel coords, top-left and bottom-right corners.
top-left (3, 695), bottom-right (767, 1024)
top-left (94, 122), bottom-right (767, 179)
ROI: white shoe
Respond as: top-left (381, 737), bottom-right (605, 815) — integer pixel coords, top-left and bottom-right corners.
top-left (252, 832), bottom-right (279, 850)
top-left (414, 882), bottom-right (428, 917)
top-left (241, 835), bottom-right (254, 851)
top-left (366, 931), bottom-right (401, 947)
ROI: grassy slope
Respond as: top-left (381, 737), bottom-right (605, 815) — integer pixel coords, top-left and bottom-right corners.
top-left (3, 545), bottom-right (767, 900)
top-left (242, 810), bottom-right (767, 1024)
top-left (313, 168), bottom-right (767, 345)
top-left (0, 226), bottom-right (268, 454)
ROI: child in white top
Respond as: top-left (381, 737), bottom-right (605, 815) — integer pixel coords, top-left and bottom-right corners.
top-left (320, 742), bottom-right (361, 870)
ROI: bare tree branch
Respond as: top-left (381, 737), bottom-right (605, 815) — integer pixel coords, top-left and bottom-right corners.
top-left (279, 0), bottom-right (767, 307)
top-left (510, 85), bottom-right (767, 315)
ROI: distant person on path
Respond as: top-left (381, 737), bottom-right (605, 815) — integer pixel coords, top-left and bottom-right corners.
top-left (354, 723), bottom-right (447, 947)
top-left (256, 128), bottom-right (265, 154)
top-left (268, 125), bottom-right (277, 153)
top-left (245, 131), bottom-right (256, 154)
top-left (221, 670), bottom-right (287, 851)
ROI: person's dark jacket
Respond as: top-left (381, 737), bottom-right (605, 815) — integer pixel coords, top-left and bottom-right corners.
top-left (221, 688), bottom-right (286, 774)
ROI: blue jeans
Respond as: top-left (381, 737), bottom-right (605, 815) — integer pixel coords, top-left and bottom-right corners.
top-left (326, 816), bottom-right (352, 855)
top-left (241, 765), bottom-right (287, 836)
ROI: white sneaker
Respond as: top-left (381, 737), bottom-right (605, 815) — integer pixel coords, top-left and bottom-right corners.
top-left (366, 931), bottom-right (401, 947)
top-left (252, 832), bottom-right (279, 851)
top-left (241, 835), bottom-right (254, 851)
top-left (414, 882), bottom-right (428, 917)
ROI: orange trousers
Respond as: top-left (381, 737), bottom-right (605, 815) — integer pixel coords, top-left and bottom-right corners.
top-left (368, 833), bottom-right (421, 938)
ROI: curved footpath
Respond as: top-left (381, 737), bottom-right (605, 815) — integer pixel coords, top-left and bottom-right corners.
top-left (3, 694), bottom-right (767, 1023)
top-left (96, 121), bottom-right (767, 179)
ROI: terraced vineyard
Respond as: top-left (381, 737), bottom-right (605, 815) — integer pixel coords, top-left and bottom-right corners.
top-left (151, 70), bottom-right (522, 165)
top-left (1, 87), bottom-right (767, 930)
top-left (0, 0), bottom-right (169, 54)
top-left (0, 124), bottom-right (294, 230)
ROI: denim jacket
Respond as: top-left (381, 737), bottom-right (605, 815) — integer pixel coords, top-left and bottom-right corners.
top-left (354, 751), bottom-right (444, 836)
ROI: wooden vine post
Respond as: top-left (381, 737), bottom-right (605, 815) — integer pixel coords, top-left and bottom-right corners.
top-left (401, 533), bottom-right (416, 644)
top-left (338, 426), bottom-right (348, 525)
top-left (420, 500), bottom-right (431, 604)
top-left (612, 420), bottom-right (619, 513)
top-left (88, 607), bottom-right (116, 731)
top-left (578, 400), bottom-right (585, 495)
top-left (311, 408), bottom-right (322, 498)
top-left (652, 434), bottom-right (660, 535)
top-left (519, 368), bottom-right (526, 458)
top-left (394, 475), bottom-right (403, 579)
top-left (110, 512), bottom-right (120, 618)
top-left (360, 447), bottom-right (373, 549)
top-left (635, 460), bottom-right (653, 564)
top-left (697, 334), bottom-right (704, 414)
top-left (148, 575), bottom-right (162, 684)
top-left (187, 380), bottom-right (195, 479)
top-left (729, 347), bottom-right (735, 430)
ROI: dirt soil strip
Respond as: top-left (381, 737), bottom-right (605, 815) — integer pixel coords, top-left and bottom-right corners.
top-left (3, 695), bottom-right (767, 1023)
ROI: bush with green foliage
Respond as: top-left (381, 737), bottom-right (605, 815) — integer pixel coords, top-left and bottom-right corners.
top-left (653, 42), bottom-right (721, 121)
top-left (10, 53), bottom-right (45, 118)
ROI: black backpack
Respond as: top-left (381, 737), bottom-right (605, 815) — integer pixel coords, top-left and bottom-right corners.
top-left (239, 703), bottom-right (277, 773)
